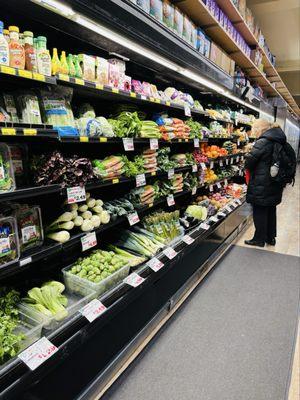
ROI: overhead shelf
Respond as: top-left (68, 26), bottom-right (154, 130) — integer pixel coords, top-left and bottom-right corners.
top-left (176, 0), bottom-right (300, 116)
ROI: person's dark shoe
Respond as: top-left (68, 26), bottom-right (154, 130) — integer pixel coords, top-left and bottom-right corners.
top-left (244, 239), bottom-right (265, 247)
top-left (266, 238), bottom-right (276, 246)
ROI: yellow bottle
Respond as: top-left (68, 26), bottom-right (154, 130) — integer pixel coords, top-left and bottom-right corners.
top-left (60, 50), bottom-right (69, 75)
top-left (51, 48), bottom-right (61, 75)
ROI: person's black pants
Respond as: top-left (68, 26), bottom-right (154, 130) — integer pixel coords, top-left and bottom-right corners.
top-left (252, 205), bottom-right (277, 242)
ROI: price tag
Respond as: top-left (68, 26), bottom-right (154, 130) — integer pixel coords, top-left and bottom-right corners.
top-left (210, 161), bottom-right (214, 169)
top-left (151, 171), bottom-right (156, 176)
top-left (33, 72), bottom-right (45, 81)
top-left (141, 95), bottom-right (147, 100)
top-left (80, 299), bottom-right (107, 322)
top-left (194, 138), bottom-right (199, 148)
top-left (96, 83), bottom-right (103, 90)
top-left (218, 212), bottom-right (226, 218)
top-left (182, 235), bottom-right (195, 245)
top-left (112, 88), bottom-right (119, 94)
top-left (225, 158), bottom-right (229, 165)
top-left (1, 65), bottom-right (15, 75)
top-left (75, 78), bottom-right (84, 85)
top-left (237, 139), bottom-right (240, 146)
top-left (184, 104), bottom-right (191, 117)
top-left (216, 182), bottom-right (222, 188)
top-left (163, 247), bottom-right (177, 259)
top-left (150, 138), bottom-right (159, 150)
top-left (136, 173), bottom-right (146, 187)
top-left (236, 156), bottom-right (240, 162)
top-left (165, 101), bottom-right (171, 106)
top-left (209, 184), bottom-right (214, 192)
top-left (241, 155), bottom-right (244, 161)
top-left (200, 162), bottom-right (206, 170)
top-left (147, 257), bottom-right (164, 272)
top-left (230, 157), bottom-right (234, 164)
top-left (192, 186), bottom-right (197, 195)
top-left (149, 97), bottom-right (155, 102)
top-left (236, 198), bottom-right (242, 205)
top-left (192, 164), bottom-right (198, 172)
top-left (124, 272), bottom-right (145, 287)
top-left (58, 73), bottom-right (69, 82)
top-left (123, 138), bottom-right (134, 151)
top-left (168, 169), bottom-right (174, 179)
top-left (23, 128), bottom-right (37, 136)
top-left (67, 186), bottom-right (86, 204)
top-left (224, 179), bottom-right (228, 186)
top-left (130, 92), bottom-right (136, 98)
top-left (81, 232), bottom-right (97, 251)
top-left (219, 159), bottom-right (223, 166)
top-left (210, 216), bottom-right (219, 223)
top-left (19, 257), bottom-right (32, 267)
top-left (200, 222), bottom-right (210, 230)
top-left (167, 194), bottom-right (175, 206)
top-left (1, 128), bottom-right (16, 135)
top-left (80, 136), bottom-right (89, 142)
top-left (226, 205), bottom-right (233, 212)
top-left (18, 69), bottom-right (32, 79)
top-left (99, 137), bottom-right (107, 142)
top-left (18, 337), bottom-right (58, 371)
top-left (112, 178), bottom-right (119, 184)
top-left (127, 212), bottom-right (140, 226)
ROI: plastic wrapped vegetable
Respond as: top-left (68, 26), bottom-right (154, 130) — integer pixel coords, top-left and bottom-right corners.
top-left (0, 217), bottom-right (20, 268)
top-left (77, 103), bottom-right (96, 118)
top-left (16, 93), bottom-right (42, 124)
top-left (0, 144), bottom-right (16, 193)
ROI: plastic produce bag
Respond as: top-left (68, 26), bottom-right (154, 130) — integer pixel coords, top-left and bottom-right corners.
top-left (16, 92), bottom-right (42, 124)
top-left (0, 143), bottom-right (16, 193)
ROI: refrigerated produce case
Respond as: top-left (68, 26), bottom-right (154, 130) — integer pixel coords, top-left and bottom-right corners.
top-left (0, 1), bottom-right (281, 398)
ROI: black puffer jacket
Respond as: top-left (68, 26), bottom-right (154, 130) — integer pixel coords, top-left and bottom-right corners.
top-left (245, 127), bottom-right (286, 206)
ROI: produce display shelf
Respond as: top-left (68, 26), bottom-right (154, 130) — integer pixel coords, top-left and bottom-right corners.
top-left (0, 185), bottom-right (61, 202)
top-left (0, 197), bottom-right (246, 398)
top-left (206, 153), bottom-right (245, 165)
top-left (0, 65), bottom-right (56, 85)
top-left (0, 126), bottom-right (58, 138)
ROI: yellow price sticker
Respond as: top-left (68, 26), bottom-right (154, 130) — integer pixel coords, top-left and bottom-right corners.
top-left (75, 78), bottom-right (84, 85)
top-left (96, 84), bottom-right (103, 90)
top-left (1, 128), bottom-right (16, 135)
top-left (99, 137), bottom-right (107, 142)
top-left (33, 72), bottom-right (45, 81)
top-left (112, 178), bottom-right (119, 184)
top-left (58, 73), bottom-right (70, 82)
top-left (149, 97), bottom-right (154, 102)
top-left (80, 137), bottom-right (89, 142)
top-left (23, 128), bottom-right (37, 136)
top-left (0, 65), bottom-right (15, 75)
top-left (185, 138), bottom-right (189, 142)
top-left (165, 101), bottom-right (171, 106)
top-left (18, 70), bottom-right (32, 79)
top-left (148, 203), bottom-right (153, 208)
top-left (130, 92), bottom-right (137, 98)
top-left (178, 139), bottom-right (182, 142)
top-left (155, 99), bottom-right (161, 103)
top-left (151, 171), bottom-right (156, 176)
top-left (112, 88), bottom-right (119, 94)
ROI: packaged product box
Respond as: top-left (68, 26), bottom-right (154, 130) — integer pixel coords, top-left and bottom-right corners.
top-left (136, 0), bottom-right (150, 13)
top-left (197, 28), bottom-right (206, 54)
top-left (221, 53), bottom-right (231, 74)
top-left (108, 62), bottom-right (121, 88)
top-left (162, 0), bottom-right (174, 30)
top-left (95, 57), bottom-right (109, 86)
top-left (238, 0), bottom-right (246, 18)
top-left (204, 36), bottom-right (211, 58)
top-left (209, 42), bottom-right (218, 64)
top-left (223, 15), bottom-right (229, 31)
top-left (108, 58), bottom-right (126, 74)
top-left (218, 9), bottom-right (225, 26)
top-left (182, 14), bottom-right (192, 43)
top-left (173, 7), bottom-right (184, 37)
top-left (119, 75), bottom-right (131, 91)
top-left (229, 59), bottom-right (235, 76)
top-left (191, 23), bottom-right (198, 48)
top-left (78, 54), bottom-right (96, 82)
top-left (150, 0), bottom-right (163, 22)
top-left (213, 4), bottom-right (220, 20)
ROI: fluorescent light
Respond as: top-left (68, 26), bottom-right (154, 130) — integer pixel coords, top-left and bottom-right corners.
top-left (31, 0), bottom-right (75, 17)
top-left (179, 68), bottom-right (225, 94)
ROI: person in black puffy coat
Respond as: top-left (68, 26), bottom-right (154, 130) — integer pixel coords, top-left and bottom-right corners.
top-left (244, 119), bottom-right (286, 247)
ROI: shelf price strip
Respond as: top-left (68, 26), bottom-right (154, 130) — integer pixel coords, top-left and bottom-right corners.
top-left (80, 299), bottom-right (107, 322)
top-left (147, 257), bottom-right (164, 272)
top-left (18, 337), bottom-right (58, 371)
top-left (124, 272), bottom-right (145, 287)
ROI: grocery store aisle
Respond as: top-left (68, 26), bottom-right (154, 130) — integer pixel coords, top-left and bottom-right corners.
top-left (103, 246), bottom-right (300, 400)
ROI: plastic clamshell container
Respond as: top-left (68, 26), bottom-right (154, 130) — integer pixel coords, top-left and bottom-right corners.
top-left (0, 310), bottom-right (42, 371)
top-left (0, 142), bottom-right (16, 193)
top-left (0, 216), bottom-right (20, 269)
top-left (62, 263), bottom-right (130, 297)
top-left (15, 205), bottom-right (44, 253)
top-left (18, 286), bottom-right (97, 330)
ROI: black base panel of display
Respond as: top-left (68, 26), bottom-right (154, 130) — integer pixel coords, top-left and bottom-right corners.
top-left (16, 206), bottom-right (250, 400)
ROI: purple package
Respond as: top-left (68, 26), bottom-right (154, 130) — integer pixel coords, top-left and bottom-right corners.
top-left (214, 5), bottom-right (220, 20)
top-left (132, 79), bottom-right (143, 94)
top-left (223, 15), bottom-right (229, 31)
top-left (232, 28), bottom-right (238, 42)
top-left (219, 9), bottom-right (224, 26)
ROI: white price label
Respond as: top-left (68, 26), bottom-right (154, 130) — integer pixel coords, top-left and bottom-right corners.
top-left (182, 235), bottom-right (195, 245)
top-left (80, 299), bottom-right (107, 322)
top-left (192, 186), bottom-right (197, 195)
top-left (124, 272), bottom-right (145, 287)
top-left (81, 232), bottom-right (97, 251)
top-left (226, 205), bottom-right (233, 212)
top-left (194, 138), bottom-right (199, 148)
top-left (210, 161), bottom-right (214, 169)
top-left (241, 155), bottom-right (244, 161)
top-left (150, 138), bottom-right (159, 150)
top-left (192, 164), bottom-right (198, 172)
top-left (163, 247), bottom-right (177, 259)
top-left (123, 138), bottom-right (134, 151)
top-left (236, 156), bottom-right (240, 162)
top-left (230, 157), bottom-right (234, 164)
top-left (136, 173), bottom-right (146, 187)
top-left (210, 216), bottom-right (219, 223)
top-left (236, 198), bottom-right (242, 205)
top-left (200, 222), bottom-right (210, 230)
top-left (127, 212), bottom-right (140, 226)
top-left (224, 179), bottom-right (228, 186)
top-left (226, 158), bottom-right (229, 165)
top-left (141, 95), bottom-right (147, 100)
top-left (67, 186), bottom-right (86, 204)
top-left (219, 159), bottom-right (223, 166)
top-left (218, 212), bottom-right (226, 218)
top-left (216, 182), bottom-right (222, 188)
top-left (19, 257), bottom-right (32, 267)
top-left (184, 104), bottom-right (191, 116)
top-left (237, 139), bottom-right (240, 146)
top-left (18, 337), bottom-right (58, 371)
top-left (168, 169), bottom-right (174, 179)
top-left (209, 184), bottom-right (214, 192)
top-left (167, 194), bottom-right (175, 206)
top-left (200, 162), bottom-right (207, 170)
top-left (147, 257), bottom-right (164, 272)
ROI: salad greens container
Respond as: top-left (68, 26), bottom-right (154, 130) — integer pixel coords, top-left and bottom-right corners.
top-left (0, 216), bottom-right (20, 269)
top-left (0, 143), bottom-right (16, 193)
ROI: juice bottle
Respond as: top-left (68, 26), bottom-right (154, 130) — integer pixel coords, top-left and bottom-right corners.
top-left (73, 55), bottom-right (83, 78)
top-left (51, 48), bottom-right (61, 75)
top-left (67, 54), bottom-right (76, 77)
top-left (8, 26), bottom-right (25, 69)
top-left (0, 21), bottom-right (9, 65)
top-left (24, 31), bottom-right (37, 72)
top-left (36, 36), bottom-right (51, 76)
top-left (3, 29), bottom-right (9, 44)
top-left (60, 51), bottom-right (69, 75)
